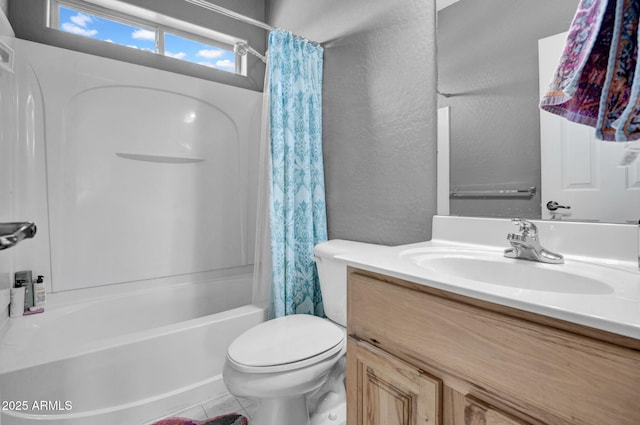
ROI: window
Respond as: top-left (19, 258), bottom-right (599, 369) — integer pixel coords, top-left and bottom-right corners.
top-left (58, 5), bottom-right (156, 52)
top-left (49, 0), bottom-right (244, 75)
top-left (165, 32), bottom-right (237, 73)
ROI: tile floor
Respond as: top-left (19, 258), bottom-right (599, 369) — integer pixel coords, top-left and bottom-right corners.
top-left (151, 392), bottom-right (257, 424)
top-left (149, 391), bottom-right (347, 425)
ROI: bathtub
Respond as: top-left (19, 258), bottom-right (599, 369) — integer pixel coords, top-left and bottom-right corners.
top-left (0, 271), bottom-right (265, 425)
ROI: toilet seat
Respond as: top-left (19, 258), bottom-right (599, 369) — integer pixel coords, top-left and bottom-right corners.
top-left (227, 314), bottom-right (345, 374)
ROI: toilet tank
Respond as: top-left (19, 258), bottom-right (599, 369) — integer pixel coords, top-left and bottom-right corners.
top-left (314, 239), bottom-right (370, 327)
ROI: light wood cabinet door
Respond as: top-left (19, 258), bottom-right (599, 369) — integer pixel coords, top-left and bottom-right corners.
top-left (347, 337), bottom-right (441, 425)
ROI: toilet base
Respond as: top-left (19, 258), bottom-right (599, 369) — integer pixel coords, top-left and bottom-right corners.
top-left (310, 400), bottom-right (346, 425)
top-left (250, 396), bottom-right (310, 425)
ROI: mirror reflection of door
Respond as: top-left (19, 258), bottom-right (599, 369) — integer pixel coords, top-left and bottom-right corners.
top-left (538, 32), bottom-right (640, 223)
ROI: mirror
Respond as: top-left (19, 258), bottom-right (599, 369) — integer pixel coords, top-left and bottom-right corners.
top-left (437, 0), bottom-right (640, 224)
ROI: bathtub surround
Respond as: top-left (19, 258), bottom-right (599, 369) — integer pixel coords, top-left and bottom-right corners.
top-left (267, 0), bottom-right (437, 245)
top-left (0, 5), bottom-right (14, 333)
top-left (8, 0), bottom-right (266, 92)
top-left (10, 39), bottom-right (261, 293)
top-left (268, 29), bottom-right (327, 317)
top-left (0, 34), bottom-right (265, 423)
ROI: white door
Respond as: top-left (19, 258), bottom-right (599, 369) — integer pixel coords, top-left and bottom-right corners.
top-left (538, 32), bottom-right (640, 223)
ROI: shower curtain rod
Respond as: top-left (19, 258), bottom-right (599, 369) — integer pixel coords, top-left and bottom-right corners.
top-left (183, 0), bottom-right (321, 46)
top-left (184, 0), bottom-right (275, 32)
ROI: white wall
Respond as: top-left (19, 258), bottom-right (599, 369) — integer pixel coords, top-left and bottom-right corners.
top-left (12, 40), bottom-right (261, 293)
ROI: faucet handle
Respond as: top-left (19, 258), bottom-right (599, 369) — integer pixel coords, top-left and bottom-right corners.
top-left (511, 218), bottom-right (537, 237)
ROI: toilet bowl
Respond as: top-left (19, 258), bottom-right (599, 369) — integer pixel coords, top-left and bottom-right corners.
top-left (222, 240), bottom-right (368, 425)
top-left (223, 315), bottom-right (345, 425)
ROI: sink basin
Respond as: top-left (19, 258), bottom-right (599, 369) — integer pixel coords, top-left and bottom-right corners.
top-left (400, 248), bottom-right (614, 295)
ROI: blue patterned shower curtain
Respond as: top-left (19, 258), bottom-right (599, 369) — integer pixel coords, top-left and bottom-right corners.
top-left (268, 29), bottom-right (327, 318)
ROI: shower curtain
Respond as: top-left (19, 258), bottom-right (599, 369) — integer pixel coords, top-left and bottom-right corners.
top-left (258, 29), bottom-right (327, 318)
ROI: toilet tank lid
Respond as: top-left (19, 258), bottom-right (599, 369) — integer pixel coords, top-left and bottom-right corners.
top-left (227, 314), bottom-right (345, 367)
top-left (313, 239), bottom-right (372, 258)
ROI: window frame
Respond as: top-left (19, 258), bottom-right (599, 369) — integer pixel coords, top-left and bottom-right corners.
top-left (48, 0), bottom-right (247, 76)
top-left (163, 27), bottom-right (245, 75)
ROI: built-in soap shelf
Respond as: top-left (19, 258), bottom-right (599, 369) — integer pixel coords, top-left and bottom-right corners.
top-left (116, 153), bottom-right (205, 164)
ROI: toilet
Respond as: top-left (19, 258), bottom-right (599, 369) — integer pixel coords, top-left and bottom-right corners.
top-left (222, 240), bottom-right (363, 425)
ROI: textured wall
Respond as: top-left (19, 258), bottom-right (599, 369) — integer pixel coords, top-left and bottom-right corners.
top-left (438, 0), bottom-right (579, 218)
top-left (8, 0), bottom-right (266, 91)
top-left (268, 0), bottom-right (438, 245)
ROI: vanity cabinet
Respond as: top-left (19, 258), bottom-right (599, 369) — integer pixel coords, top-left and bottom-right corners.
top-left (346, 268), bottom-right (640, 425)
top-left (347, 337), bottom-right (441, 425)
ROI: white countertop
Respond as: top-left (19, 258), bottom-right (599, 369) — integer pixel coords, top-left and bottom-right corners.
top-left (333, 216), bottom-right (640, 340)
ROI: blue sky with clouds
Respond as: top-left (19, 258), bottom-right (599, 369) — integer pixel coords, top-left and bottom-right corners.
top-left (59, 6), bottom-right (236, 72)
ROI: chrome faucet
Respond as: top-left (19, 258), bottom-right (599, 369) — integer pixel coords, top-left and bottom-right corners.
top-left (0, 222), bottom-right (37, 250)
top-left (504, 218), bottom-right (563, 264)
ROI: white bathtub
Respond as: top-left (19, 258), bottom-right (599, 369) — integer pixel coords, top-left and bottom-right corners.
top-left (0, 272), bottom-right (265, 425)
